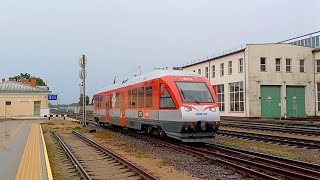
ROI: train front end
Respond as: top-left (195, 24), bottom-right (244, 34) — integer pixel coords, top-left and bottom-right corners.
top-left (160, 76), bottom-right (220, 143)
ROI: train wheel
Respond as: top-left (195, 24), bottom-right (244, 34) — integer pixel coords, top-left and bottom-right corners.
top-left (159, 130), bottom-right (166, 137)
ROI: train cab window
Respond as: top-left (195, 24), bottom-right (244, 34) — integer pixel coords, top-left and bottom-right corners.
top-left (115, 93), bottom-right (120, 108)
top-left (160, 87), bottom-right (175, 108)
top-left (131, 89), bottom-right (137, 108)
top-left (146, 86), bottom-right (153, 108)
top-left (138, 87), bottom-right (145, 108)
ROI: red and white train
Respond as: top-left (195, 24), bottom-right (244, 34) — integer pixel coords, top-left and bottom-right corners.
top-left (93, 70), bottom-right (220, 142)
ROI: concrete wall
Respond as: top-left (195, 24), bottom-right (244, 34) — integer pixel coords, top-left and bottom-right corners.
top-left (246, 44), bottom-right (315, 117)
top-left (0, 93), bottom-right (49, 118)
top-left (183, 51), bottom-right (246, 117)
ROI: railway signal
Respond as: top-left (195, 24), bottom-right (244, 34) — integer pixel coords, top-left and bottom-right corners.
top-left (79, 55), bottom-right (87, 126)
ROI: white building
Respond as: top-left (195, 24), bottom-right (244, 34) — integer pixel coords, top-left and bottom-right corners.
top-left (181, 34), bottom-right (320, 118)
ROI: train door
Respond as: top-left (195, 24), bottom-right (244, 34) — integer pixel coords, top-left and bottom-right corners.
top-left (105, 96), bottom-right (110, 123)
top-left (120, 91), bottom-right (126, 126)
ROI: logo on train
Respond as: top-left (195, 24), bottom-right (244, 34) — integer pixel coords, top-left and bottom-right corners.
top-left (138, 111), bottom-right (143, 117)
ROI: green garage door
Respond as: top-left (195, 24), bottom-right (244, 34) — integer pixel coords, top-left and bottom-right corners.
top-left (261, 86), bottom-right (281, 118)
top-left (286, 86), bottom-right (305, 117)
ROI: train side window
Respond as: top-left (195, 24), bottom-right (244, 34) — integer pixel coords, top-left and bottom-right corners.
top-left (160, 87), bottom-right (176, 108)
top-left (119, 92), bottom-right (124, 108)
top-left (110, 95), bottom-right (113, 109)
top-left (128, 90), bottom-right (132, 108)
top-left (131, 89), bottom-right (137, 108)
top-left (115, 93), bottom-right (120, 108)
top-left (105, 97), bottom-right (108, 110)
top-left (138, 87), bottom-right (145, 108)
top-left (146, 86), bottom-right (153, 108)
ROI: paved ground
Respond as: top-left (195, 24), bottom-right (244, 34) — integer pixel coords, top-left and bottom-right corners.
top-left (0, 120), bottom-right (50, 180)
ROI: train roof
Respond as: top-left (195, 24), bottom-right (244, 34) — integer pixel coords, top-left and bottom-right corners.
top-left (94, 70), bottom-right (200, 95)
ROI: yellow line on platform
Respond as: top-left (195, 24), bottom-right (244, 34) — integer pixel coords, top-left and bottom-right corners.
top-left (15, 123), bottom-right (43, 180)
top-left (0, 120), bottom-right (26, 149)
top-left (40, 125), bottom-right (53, 180)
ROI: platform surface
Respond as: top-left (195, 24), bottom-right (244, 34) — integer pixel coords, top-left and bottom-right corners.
top-left (0, 120), bottom-right (51, 180)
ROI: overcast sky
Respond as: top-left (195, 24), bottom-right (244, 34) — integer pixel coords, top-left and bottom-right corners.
top-left (0, 0), bottom-right (319, 104)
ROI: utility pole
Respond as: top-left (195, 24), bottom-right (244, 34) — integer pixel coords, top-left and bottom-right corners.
top-left (79, 55), bottom-right (87, 126)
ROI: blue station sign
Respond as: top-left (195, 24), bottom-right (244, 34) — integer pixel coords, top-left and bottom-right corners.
top-left (48, 94), bottom-right (58, 100)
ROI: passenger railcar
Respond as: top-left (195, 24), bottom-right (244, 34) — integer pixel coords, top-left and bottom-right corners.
top-left (93, 70), bottom-right (220, 142)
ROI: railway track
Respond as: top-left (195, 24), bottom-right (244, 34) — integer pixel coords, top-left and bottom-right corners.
top-left (221, 118), bottom-right (320, 128)
top-left (105, 126), bottom-right (320, 179)
top-left (53, 131), bottom-right (157, 180)
top-left (54, 111), bottom-right (320, 178)
top-left (217, 129), bottom-right (320, 149)
top-left (204, 143), bottom-right (320, 179)
top-left (221, 122), bottom-right (320, 136)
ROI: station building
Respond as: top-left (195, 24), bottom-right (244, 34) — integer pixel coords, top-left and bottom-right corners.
top-left (0, 78), bottom-right (51, 119)
top-left (181, 34), bottom-right (320, 118)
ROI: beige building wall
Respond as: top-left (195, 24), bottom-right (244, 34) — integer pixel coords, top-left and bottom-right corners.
top-left (0, 93), bottom-right (49, 118)
top-left (246, 44), bottom-right (315, 117)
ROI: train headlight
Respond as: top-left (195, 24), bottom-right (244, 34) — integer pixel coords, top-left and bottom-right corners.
top-left (184, 106), bottom-right (192, 112)
top-left (209, 107), bottom-right (216, 112)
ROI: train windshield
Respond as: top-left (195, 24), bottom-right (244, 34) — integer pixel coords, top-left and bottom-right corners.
top-left (176, 82), bottom-right (214, 103)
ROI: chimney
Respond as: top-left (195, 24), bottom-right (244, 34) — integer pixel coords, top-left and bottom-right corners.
top-left (31, 77), bottom-right (37, 87)
top-left (2, 78), bottom-right (5, 83)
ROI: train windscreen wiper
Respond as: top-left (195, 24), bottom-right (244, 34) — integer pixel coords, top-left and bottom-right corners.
top-left (179, 87), bottom-right (200, 103)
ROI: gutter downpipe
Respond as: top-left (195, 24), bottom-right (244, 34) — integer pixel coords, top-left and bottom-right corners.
top-left (314, 52), bottom-right (317, 116)
top-left (244, 47), bottom-right (248, 117)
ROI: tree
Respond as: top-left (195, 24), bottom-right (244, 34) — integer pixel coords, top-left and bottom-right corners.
top-left (79, 94), bottom-right (90, 106)
top-left (12, 73), bottom-right (47, 86)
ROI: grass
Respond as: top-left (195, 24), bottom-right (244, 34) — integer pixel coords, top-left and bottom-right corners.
top-left (92, 131), bottom-right (114, 139)
top-left (46, 122), bottom-right (55, 126)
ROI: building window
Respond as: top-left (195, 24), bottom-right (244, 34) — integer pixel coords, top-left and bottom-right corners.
top-left (300, 59), bottom-right (305, 72)
top-left (275, 58), bottom-right (281, 72)
top-left (318, 83), bottom-right (320, 111)
top-left (260, 57), bottom-right (266, 72)
top-left (317, 60), bottom-right (320, 73)
top-left (229, 81), bottom-right (244, 112)
top-left (239, 58), bottom-right (243, 73)
top-left (220, 63), bottom-right (224, 76)
top-left (138, 87), bottom-right (145, 108)
top-left (146, 86), bottom-right (153, 108)
top-left (211, 65), bottom-right (215, 78)
top-left (216, 84), bottom-right (225, 112)
top-left (198, 69), bottom-right (201, 75)
top-left (286, 58), bottom-right (291, 72)
top-left (228, 61), bottom-right (232, 75)
top-left (205, 67), bottom-right (209, 78)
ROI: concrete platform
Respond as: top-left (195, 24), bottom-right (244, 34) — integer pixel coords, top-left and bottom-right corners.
top-left (0, 120), bottom-right (53, 180)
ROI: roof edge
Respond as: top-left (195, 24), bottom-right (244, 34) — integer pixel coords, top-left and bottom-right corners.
top-left (181, 48), bottom-right (245, 68)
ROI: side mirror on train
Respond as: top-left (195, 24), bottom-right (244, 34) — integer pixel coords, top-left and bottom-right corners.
top-left (160, 84), bottom-right (165, 96)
